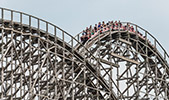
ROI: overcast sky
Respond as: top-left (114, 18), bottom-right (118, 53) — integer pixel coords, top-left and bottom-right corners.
top-left (1, 0), bottom-right (169, 52)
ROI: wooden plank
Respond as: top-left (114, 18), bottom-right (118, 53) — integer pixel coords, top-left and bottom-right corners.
top-left (99, 58), bottom-right (119, 68)
top-left (111, 52), bottom-right (140, 65)
top-left (119, 38), bottom-right (132, 45)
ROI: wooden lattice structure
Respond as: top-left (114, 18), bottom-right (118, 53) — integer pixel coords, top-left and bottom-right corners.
top-left (0, 8), bottom-right (169, 100)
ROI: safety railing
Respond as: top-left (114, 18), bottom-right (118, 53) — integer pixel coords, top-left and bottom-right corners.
top-left (128, 22), bottom-right (169, 64)
top-left (2, 7), bottom-right (167, 64)
top-left (0, 7), bottom-right (95, 59)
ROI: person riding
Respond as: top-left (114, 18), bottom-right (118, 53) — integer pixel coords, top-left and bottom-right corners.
top-left (94, 24), bottom-right (97, 32)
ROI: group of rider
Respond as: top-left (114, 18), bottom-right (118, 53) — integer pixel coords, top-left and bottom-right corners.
top-left (80, 21), bottom-right (141, 44)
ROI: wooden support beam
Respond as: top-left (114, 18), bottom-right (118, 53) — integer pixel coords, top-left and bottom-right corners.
top-left (111, 52), bottom-right (140, 65)
top-left (119, 38), bottom-right (132, 45)
top-left (99, 58), bottom-right (119, 68)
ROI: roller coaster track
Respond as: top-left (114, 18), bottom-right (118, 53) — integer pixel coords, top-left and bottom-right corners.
top-left (0, 7), bottom-right (168, 100)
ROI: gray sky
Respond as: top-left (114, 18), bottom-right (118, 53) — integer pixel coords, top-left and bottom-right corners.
top-left (1, 0), bottom-right (169, 52)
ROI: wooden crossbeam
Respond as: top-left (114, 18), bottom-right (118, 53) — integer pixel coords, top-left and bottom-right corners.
top-left (111, 52), bottom-right (140, 65)
top-left (119, 38), bottom-right (132, 45)
top-left (99, 58), bottom-right (119, 68)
